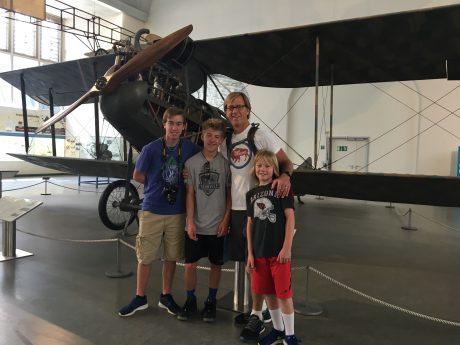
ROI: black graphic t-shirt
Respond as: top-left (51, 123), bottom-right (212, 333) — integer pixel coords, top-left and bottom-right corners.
top-left (246, 184), bottom-right (294, 258)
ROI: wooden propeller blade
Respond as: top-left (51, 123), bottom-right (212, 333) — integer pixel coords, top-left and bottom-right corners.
top-left (35, 24), bottom-right (193, 134)
top-left (35, 87), bottom-right (100, 133)
top-left (103, 24), bottom-right (193, 94)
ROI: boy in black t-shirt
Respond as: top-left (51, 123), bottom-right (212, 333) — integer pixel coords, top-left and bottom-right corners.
top-left (246, 150), bottom-right (298, 345)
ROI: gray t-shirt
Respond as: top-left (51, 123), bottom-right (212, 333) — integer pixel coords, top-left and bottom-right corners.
top-left (185, 151), bottom-right (231, 235)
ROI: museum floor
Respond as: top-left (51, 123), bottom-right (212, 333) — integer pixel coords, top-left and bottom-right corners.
top-left (1, 175), bottom-right (460, 345)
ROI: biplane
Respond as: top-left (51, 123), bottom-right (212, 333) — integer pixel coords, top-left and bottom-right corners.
top-left (3, 4), bottom-right (460, 231)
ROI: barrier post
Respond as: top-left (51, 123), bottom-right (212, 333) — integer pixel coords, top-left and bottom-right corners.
top-left (105, 235), bottom-right (133, 278)
top-left (294, 266), bottom-right (323, 316)
top-left (41, 177), bottom-right (51, 195)
top-left (401, 208), bottom-right (418, 231)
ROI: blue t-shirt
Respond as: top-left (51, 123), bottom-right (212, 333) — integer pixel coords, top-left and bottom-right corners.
top-left (136, 137), bottom-right (200, 215)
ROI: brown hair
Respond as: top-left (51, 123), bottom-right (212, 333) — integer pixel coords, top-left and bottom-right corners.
top-left (202, 118), bottom-right (226, 136)
top-left (252, 149), bottom-right (280, 180)
top-left (162, 106), bottom-right (186, 124)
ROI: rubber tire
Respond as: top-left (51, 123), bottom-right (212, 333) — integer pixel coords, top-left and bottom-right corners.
top-left (98, 179), bottom-right (140, 231)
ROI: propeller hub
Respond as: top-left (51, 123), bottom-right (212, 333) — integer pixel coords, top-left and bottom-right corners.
top-left (95, 76), bottom-right (108, 90)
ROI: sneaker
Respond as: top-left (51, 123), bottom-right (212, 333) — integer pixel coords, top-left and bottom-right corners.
top-left (177, 295), bottom-right (197, 321)
top-left (118, 295), bottom-right (148, 317)
top-left (158, 294), bottom-right (181, 315)
top-left (258, 328), bottom-right (284, 345)
top-left (235, 312), bottom-right (250, 324)
top-left (283, 335), bottom-right (299, 345)
top-left (202, 298), bottom-right (217, 323)
top-left (262, 309), bottom-right (272, 323)
top-left (240, 314), bottom-right (265, 342)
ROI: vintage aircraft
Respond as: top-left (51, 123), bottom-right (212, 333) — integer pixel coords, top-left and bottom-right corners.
top-left (3, 4), bottom-right (460, 231)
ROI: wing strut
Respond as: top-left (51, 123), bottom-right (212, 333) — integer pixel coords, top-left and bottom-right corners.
top-left (314, 36), bottom-right (320, 169)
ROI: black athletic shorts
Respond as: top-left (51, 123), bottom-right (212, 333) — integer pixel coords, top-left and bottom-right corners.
top-left (228, 210), bottom-right (248, 262)
top-left (184, 233), bottom-right (224, 265)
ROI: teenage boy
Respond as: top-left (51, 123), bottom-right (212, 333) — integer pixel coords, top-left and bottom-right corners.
top-left (177, 118), bottom-right (231, 322)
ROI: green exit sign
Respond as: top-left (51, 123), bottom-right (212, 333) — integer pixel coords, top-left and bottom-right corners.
top-left (337, 145), bottom-right (348, 151)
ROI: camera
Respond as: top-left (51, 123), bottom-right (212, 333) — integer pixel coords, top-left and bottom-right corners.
top-left (162, 182), bottom-right (178, 205)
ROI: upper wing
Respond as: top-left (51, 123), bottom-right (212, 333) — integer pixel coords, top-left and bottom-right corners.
top-left (193, 4), bottom-right (460, 88)
top-left (0, 55), bottom-right (114, 106)
top-left (9, 153), bottom-right (128, 179)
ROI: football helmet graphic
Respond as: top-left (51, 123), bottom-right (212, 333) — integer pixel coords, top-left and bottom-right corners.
top-left (254, 197), bottom-right (276, 223)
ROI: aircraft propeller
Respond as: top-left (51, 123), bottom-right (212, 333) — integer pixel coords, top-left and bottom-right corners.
top-left (35, 24), bottom-right (193, 134)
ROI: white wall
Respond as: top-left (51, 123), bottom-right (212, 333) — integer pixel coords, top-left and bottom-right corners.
top-left (147, 0), bottom-right (460, 176)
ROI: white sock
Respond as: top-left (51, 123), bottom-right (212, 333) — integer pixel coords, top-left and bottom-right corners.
top-left (251, 309), bottom-right (263, 320)
top-left (269, 308), bottom-right (284, 331)
top-left (262, 299), bottom-right (267, 310)
top-left (282, 312), bottom-right (295, 336)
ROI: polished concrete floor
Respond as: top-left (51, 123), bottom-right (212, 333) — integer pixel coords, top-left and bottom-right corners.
top-left (1, 175), bottom-right (460, 345)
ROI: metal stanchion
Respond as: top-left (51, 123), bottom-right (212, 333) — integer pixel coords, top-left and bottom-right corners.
top-left (105, 235), bottom-right (133, 278)
top-left (385, 202), bottom-right (395, 209)
top-left (294, 266), bottom-right (323, 316)
top-left (401, 208), bottom-right (418, 231)
top-left (41, 177), bottom-right (51, 195)
top-left (315, 195), bottom-right (324, 200)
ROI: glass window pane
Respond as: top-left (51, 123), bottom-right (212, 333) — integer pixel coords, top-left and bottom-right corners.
top-left (0, 52), bottom-right (12, 106)
top-left (0, 11), bottom-right (9, 51)
top-left (41, 21), bottom-right (60, 62)
top-left (13, 13), bottom-right (36, 57)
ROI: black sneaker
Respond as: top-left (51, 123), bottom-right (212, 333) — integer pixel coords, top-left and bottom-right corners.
top-left (177, 295), bottom-right (197, 321)
top-left (158, 293), bottom-right (181, 315)
top-left (118, 295), bottom-right (148, 317)
top-left (235, 312), bottom-right (250, 324)
top-left (258, 328), bottom-right (284, 345)
top-left (262, 309), bottom-right (272, 323)
top-left (202, 298), bottom-right (217, 323)
top-left (240, 314), bottom-right (265, 342)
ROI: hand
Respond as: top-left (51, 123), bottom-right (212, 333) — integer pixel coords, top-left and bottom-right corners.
top-left (277, 247), bottom-right (291, 264)
top-left (271, 173), bottom-right (291, 198)
top-left (246, 256), bottom-right (255, 273)
top-left (187, 223), bottom-right (198, 241)
top-left (216, 221), bottom-right (229, 237)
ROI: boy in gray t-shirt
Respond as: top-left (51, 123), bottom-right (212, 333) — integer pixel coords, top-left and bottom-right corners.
top-left (177, 118), bottom-right (231, 323)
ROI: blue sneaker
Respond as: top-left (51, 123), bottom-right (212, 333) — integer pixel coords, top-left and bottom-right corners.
top-left (258, 328), bottom-right (284, 345)
top-left (158, 294), bottom-right (181, 315)
top-left (283, 335), bottom-right (299, 345)
top-left (118, 295), bottom-right (148, 317)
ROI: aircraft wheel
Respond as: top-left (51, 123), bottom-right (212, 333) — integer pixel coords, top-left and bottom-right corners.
top-left (98, 179), bottom-right (140, 231)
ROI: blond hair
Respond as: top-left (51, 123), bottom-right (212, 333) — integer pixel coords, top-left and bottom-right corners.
top-left (252, 149), bottom-right (280, 180)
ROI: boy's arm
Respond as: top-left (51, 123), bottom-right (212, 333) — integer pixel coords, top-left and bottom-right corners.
top-left (246, 217), bottom-right (255, 272)
top-left (217, 186), bottom-right (231, 237)
top-left (277, 208), bottom-right (295, 263)
top-left (186, 183), bottom-right (197, 241)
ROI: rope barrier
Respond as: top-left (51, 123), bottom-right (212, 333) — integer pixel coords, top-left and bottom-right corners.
top-left (410, 208), bottom-right (460, 233)
top-left (308, 266), bottom-right (460, 327)
top-left (48, 181), bottom-right (103, 193)
top-left (2, 181), bottom-right (44, 192)
top-left (17, 228), bottom-right (118, 243)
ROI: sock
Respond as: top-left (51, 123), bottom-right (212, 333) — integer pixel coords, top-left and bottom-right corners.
top-left (251, 309), bottom-right (263, 320)
top-left (208, 288), bottom-right (218, 301)
top-left (186, 289), bottom-right (195, 299)
top-left (270, 308), bottom-right (284, 331)
top-left (281, 312), bottom-right (295, 336)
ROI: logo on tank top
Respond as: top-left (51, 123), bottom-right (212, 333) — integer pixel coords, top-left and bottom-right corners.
top-left (230, 141), bottom-right (253, 169)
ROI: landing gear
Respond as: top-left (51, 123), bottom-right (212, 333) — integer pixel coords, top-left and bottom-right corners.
top-left (98, 179), bottom-right (140, 230)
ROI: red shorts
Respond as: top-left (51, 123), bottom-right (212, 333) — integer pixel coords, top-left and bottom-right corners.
top-left (251, 257), bottom-right (292, 299)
